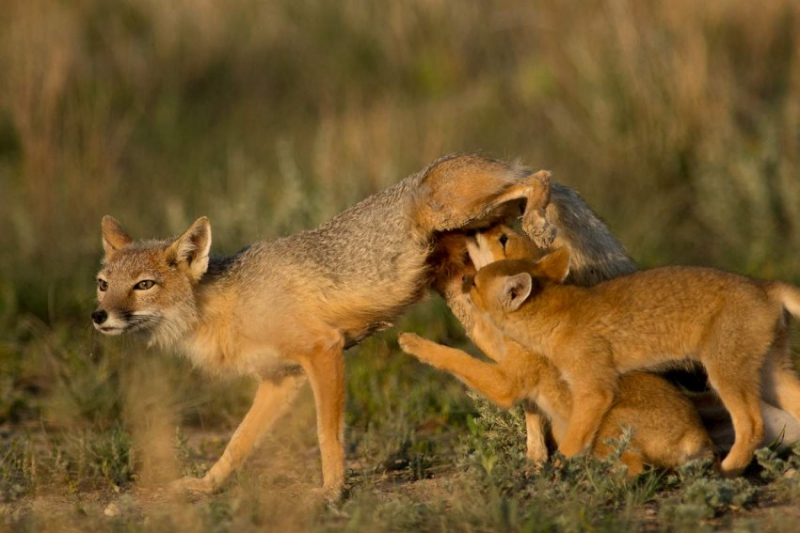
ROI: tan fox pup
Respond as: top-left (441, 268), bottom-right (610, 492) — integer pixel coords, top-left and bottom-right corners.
top-left (92, 154), bottom-right (560, 497)
top-left (402, 227), bottom-right (712, 474)
top-left (467, 246), bottom-right (800, 477)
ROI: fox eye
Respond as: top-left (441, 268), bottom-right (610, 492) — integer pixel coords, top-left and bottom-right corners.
top-left (134, 280), bottom-right (156, 291)
top-left (461, 274), bottom-right (476, 293)
top-left (499, 234), bottom-right (509, 249)
top-left (97, 279), bottom-right (108, 292)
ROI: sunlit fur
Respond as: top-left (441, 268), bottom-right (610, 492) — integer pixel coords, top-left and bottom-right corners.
top-left (469, 243), bottom-right (800, 477)
top-left (92, 153), bottom-right (559, 497)
top-left (412, 226), bottom-right (712, 474)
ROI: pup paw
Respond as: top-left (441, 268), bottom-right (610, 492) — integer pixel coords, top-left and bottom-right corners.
top-left (398, 333), bottom-right (426, 356)
top-left (526, 445), bottom-right (549, 465)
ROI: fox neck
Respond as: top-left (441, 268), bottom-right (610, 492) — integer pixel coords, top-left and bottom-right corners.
top-left (493, 285), bottom-right (578, 356)
top-left (146, 296), bottom-right (200, 351)
top-left (148, 260), bottom-right (237, 372)
top-left (438, 281), bottom-right (476, 333)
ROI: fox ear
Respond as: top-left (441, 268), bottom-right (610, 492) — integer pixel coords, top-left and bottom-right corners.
top-left (536, 247), bottom-right (570, 283)
top-left (166, 217), bottom-right (212, 281)
top-left (499, 272), bottom-right (532, 312)
top-left (101, 216), bottom-right (133, 257)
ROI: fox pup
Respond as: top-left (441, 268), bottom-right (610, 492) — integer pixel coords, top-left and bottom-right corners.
top-left (92, 154), bottom-right (560, 497)
top-left (402, 226), bottom-right (712, 474)
top-left (467, 225), bottom-right (800, 454)
top-left (467, 246), bottom-right (800, 476)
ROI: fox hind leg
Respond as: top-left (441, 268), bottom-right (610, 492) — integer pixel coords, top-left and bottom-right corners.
top-left (706, 367), bottom-right (764, 477)
top-left (415, 156), bottom-right (555, 247)
top-left (761, 344), bottom-right (800, 435)
top-left (298, 336), bottom-right (347, 499)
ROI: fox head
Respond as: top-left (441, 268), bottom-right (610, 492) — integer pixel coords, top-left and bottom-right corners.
top-left (467, 248), bottom-right (570, 316)
top-left (466, 224), bottom-right (545, 269)
top-left (92, 216), bottom-right (211, 347)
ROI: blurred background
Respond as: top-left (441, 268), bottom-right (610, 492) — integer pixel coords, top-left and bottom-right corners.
top-left (1, 0), bottom-right (800, 520)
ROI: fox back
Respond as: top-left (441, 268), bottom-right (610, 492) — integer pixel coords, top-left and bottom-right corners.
top-left (94, 176), bottom-right (433, 368)
top-left (470, 256), bottom-right (788, 373)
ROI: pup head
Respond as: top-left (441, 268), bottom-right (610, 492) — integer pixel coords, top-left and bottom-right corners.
top-left (468, 247), bottom-right (570, 316)
top-left (428, 224), bottom-right (542, 298)
top-left (427, 232), bottom-right (476, 296)
top-left (92, 216), bottom-right (211, 347)
top-left (466, 224), bottom-right (545, 269)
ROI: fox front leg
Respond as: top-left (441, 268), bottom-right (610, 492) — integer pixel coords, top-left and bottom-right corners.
top-left (557, 382), bottom-right (615, 458)
top-left (398, 333), bottom-right (519, 409)
top-left (171, 374), bottom-right (307, 496)
top-left (523, 401), bottom-right (549, 465)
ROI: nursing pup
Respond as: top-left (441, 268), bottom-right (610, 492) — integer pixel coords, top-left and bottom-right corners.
top-left (402, 226), bottom-right (712, 474)
top-left (467, 242), bottom-right (800, 476)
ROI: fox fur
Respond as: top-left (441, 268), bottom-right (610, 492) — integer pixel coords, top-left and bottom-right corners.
top-left (403, 226), bottom-right (713, 474)
top-left (467, 244), bottom-right (800, 477)
top-left (93, 154), bottom-right (558, 496)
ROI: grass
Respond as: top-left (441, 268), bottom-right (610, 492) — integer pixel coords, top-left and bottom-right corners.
top-left (2, 0), bottom-right (800, 530)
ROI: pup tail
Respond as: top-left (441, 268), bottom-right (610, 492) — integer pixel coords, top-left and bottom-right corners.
top-left (770, 282), bottom-right (800, 319)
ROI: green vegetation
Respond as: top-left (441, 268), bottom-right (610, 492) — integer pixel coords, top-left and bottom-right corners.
top-left (2, 0), bottom-right (800, 530)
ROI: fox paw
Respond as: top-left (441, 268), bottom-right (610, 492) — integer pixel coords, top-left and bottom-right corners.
top-left (398, 333), bottom-right (429, 358)
top-left (526, 446), bottom-right (549, 466)
top-left (169, 476), bottom-right (215, 499)
top-left (309, 482), bottom-right (349, 505)
top-left (523, 215), bottom-right (557, 249)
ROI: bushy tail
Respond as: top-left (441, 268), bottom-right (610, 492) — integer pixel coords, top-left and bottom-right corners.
top-left (770, 282), bottom-right (800, 318)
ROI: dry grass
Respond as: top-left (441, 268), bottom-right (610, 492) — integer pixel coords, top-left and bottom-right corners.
top-left (2, 0), bottom-right (800, 530)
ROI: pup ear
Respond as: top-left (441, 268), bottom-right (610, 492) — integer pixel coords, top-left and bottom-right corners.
top-left (166, 217), bottom-right (212, 281)
top-left (500, 272), bottom-right (532, 312)
top-left (101, 216), bottom-right (133, 257)
top-left (536, 247), bottom-right (570, 283)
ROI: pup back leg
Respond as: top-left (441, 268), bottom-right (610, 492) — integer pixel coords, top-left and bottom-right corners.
top-left (710, 378), bottom-right (764, 477)
top-left (761, 336), bottom-right (800, 426)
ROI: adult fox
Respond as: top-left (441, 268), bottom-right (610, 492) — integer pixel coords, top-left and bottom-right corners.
top-left (92, 154), bottom-right (560, 497)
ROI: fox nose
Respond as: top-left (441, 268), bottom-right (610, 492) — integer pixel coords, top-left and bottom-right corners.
top-left (91, 310), bottom-right (108, 325)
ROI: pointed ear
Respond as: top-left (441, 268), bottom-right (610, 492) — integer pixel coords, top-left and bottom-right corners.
top-left (101, 216), bottom-right (133, 257)
top-left (499, 272), bottom-right (532, 312)
top-left (536, 247), bottom-right (570, 283)
top-left (165, 217), bottom-right (212, 281)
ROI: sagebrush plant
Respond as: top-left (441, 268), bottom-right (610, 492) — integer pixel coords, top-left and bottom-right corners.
top-left (448, 392), bottom-right (794, 530)
top-left (0, 437), bottom-right (35, 502)
top-left (658, 458), bottom-right (758, 525)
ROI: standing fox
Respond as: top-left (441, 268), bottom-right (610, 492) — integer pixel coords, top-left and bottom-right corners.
top-left (402, 226), bottom-right (713, 474)
top-left (467, 246), bottom-right (800, 477)
top-left (92, 154), bottom-right (560, 497)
